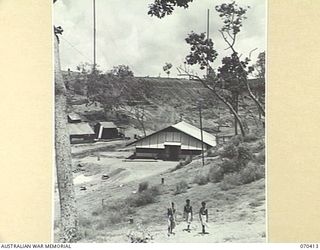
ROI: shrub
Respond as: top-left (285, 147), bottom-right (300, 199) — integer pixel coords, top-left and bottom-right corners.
top-left (220, 173), bottom-right (241, 191)
top-left (239, 163), bottom-right (265, 184)
top-left (237, 145), bottom-right (253, 167)
top-left (138, 181), bottom-right (149, 193)
top-left (208, 166), bottom-right (224, 183)
top-left (127, 224), bottom-right (153, 243)
top-left (220, 159), bottom-right (239, 173)
top-left (243, 133), bottom-right (259, 142)
top-left (175, 180), bottom-right (189, 194)
top-left (220, 144), bottom-right (238, 159)
top-left (207, 148), bottom-right (219, 157)
top-left (78, 216), bottom-right (92, 228)
top-left (230, 135), bottom-right (243, 146)
top-left (193, 174), bottom-right (209, 185)
top-left (149, 185), bottom-right (161, 196)
top-left (173, 156), bottom-right (192, 171)
top-left (127, 185), bottom-right (161, 207)
top-left (254, 150), bottom-right (265, 165)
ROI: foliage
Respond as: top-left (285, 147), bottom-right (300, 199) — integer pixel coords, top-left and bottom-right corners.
top-left (237, 145), bottom-right (253, 167)
top-left (220, 173), bottom-right (241, 190)
top-left (174, 180), bottom-right (189, 194)
top-left (208, 166), bottom-right (224, 183)
top-left (193, 174), bottom-right (209, 185)
top-left (243, 133), bottom-right (259, 142)
top-left (138, 181), bottom-right (149, 193)
top-left (215, 2), bottom-right (249, 36)
top-left (163, 62), bottom-right (173, 77)
top-left (239, 162), bottom-right (265, 184)
top-left (109, 64), bottom-right (134, 78)
top-left (127, 185), bottom-right (161, 207)
top-left (254, 150), bottom-right (265, 165)
top-left (254, 51), bottom-right (265, 80)
top-left (148, 0), bottom-right (194, 18)
top-left (220, 159), bottom-right (239, 173)
top-left (127, 224), bottom-right (154, 243)
top-left (220, 144), bottom-right (238, 159)
top-left (185, 32), bottom-right (218, 70)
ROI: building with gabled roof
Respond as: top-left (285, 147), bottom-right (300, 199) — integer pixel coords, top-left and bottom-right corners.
top-left (68, 123), bottom-right (95, 144)
top-left (94, 121), bottom-right (122, 140)
top-left (127, 121), bottom-right (216, 161)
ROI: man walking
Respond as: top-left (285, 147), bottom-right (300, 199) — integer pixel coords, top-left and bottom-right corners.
top-left (183, 199), bottom-right (193, 232)
top-left (199, 201), bottom-right (209, 234)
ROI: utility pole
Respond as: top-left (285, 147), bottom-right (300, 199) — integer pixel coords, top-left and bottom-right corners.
top-left (93, 0), bottom-right (96, 71)
top-left (198, 100), bottom-right (205, 166)
top-left (206, 9), bottom-right (210, 77)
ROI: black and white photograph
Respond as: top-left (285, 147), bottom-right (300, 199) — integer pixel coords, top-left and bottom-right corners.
top-left (53, 0), bottom-right (266, 243)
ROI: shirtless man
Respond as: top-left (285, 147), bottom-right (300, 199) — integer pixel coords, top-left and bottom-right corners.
top-left (183, 199), bottom-right (193, 232)
top-left (199, 201), bottom-right (209, 234)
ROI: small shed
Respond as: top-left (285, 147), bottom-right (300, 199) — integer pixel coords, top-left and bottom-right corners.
top-left (127, 121), bottom-right (216, 161)
top-left (68, 123), bottom-right (95, 144)
top-left (68, 113), bottom-right (82, 123)
top-left (94, 122), bottom-right (120, 140)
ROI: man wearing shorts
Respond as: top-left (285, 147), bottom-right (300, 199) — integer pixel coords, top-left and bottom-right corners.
top-left (183, 199), bottom-right (193, 232)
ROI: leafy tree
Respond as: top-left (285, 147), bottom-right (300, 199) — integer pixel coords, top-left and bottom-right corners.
top-left (178, 31), bottom-right (247, 136)
top-left (215, 2), bottom-right (265, 117)
top-left (109, 64), bottom-right (134, 78)
top-left (255, 51), bottom-right (265, 80)
top-left (163, 62), bottom-right (173, 77)
top-left (149, 0), bottom-right (265, 135)
top-left (148, 0), bottom-right (194, 18)
top-left (185, 32), bottom-right (217, 70)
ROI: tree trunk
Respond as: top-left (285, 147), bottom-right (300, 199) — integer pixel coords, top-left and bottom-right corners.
top-left (202, 83), bottom-right (246, 137)
top-left (54, 34), bottom-right (79, 242)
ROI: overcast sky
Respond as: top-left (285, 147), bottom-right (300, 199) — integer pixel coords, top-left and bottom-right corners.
top-left (54, 0), bottom-right (266, 77)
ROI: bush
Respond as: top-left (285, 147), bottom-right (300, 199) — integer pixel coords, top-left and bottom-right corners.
top-left (220, 173), bottom-right (241, 190)
top-left (239, 163), bottom-right (265, 184)
top-left (138, 181), bottom-right (149, 193)
top-left (127, 185), bottom-right (161, 207)
top-left (207, 148), bottom-right (219, 157)
top-left (237, 145), bottom-right (253, 167)
top-left (230, 135), bottom-right (243, 146)
top-left (243, 133), bottom-right (259, 142)
top-left (220, 159), bottom-right (239, 173)
top-left (208, 166), bottom-right (224, 183)
top-left (254, 150), bottom-right (265, 165)
top-left (220, 144), bottom-right (238, 159)
top-left (193, 174), bottom-right (209, 185)
top-left (173, 156), bottom-right (192, 171)
top-left (175, 180), bottom-right (189, 194)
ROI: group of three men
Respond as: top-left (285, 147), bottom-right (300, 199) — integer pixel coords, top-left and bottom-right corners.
top-left (167, 199), bottom-right (209, 236)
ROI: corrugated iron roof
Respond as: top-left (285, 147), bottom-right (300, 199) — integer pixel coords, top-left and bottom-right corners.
top-left (68, 123), bottom-right (95, 135)
top-left (127, 121), bottom-right (216, 147)
top-left (172, 121), bottom-right (216, 147)
top-left (98, 122), bottom-right (117, 129)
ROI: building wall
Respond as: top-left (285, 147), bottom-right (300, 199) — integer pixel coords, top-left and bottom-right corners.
top-left (135, 147), bottom-right (202, 160)
top-left (70, 134), bottom-right (95, 144)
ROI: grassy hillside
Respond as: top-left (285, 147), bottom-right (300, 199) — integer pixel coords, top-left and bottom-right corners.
top-left (62, 71), bottom-right (263, 137)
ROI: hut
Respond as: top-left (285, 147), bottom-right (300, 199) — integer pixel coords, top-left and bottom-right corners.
top-left (94, 122), bottom-right (122, 140)
top-left (67, 113), bottom-right (82, 123)
top-left (68, 123), bottom-right (95, 144)
top-left (127, 121), bottom-right (216, 160)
